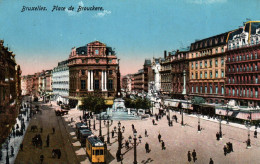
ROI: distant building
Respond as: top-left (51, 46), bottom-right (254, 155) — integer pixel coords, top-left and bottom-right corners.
top-left (160, 51), bottom-right (172, 95)
top-left (68, 41), bottom-right (120, 105)
top-left (122, 74), bottom-right (133, 93)
top-left (133, 69), bottom-right (144, 93)
top-left (52, 60), bottom-right (69, 104)
top-left (151, 57), bottom-right (161, 93)
top-left (225, 21), bottom-right (260, 106)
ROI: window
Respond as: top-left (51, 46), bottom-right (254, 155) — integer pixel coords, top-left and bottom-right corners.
top-left (228, 57), bottom-right (230, 62)
top-left (221, 47), bottom-right (224, 52)
top-left (196, 73), bottom-right (198, 79)
top-left (243, 55), bottom-right (245, 60)
top-left (216, 86), bottom-right (218, 94)
top-left (210, 60), bottom-right (212, 67)
top-left (205, 72), bottom-right (207, 78)
top-left (205, 60), bottom-right (207, 67)
top-left (81, 70), bottom-right (85, 75)
top-left (215, 48), bottom-right (218, 53)
top-left (95, 150), bottom-right (100, 155)
top-left (109, 59), bottom-right (112, 63)
top-left (94, 80), bottom-right (99, 89)
top-left (109, 70), bottom-right (113, 75)
top-left (247, 90), bottom-right (249, 96)
top-left (236, 56), bottom-right (239, 61)
top-left (96, 59), bottom-right (100, 63)
top-left (100, 150), bottom-right (104, 155)
top-left (233, 89), bottom-right (235, 96)
top-left (200, 86), bottom-right (203, 93)
top-left (95, 49), bottom-right (99, 55)
top-left (251, 53), bottom-right (253, 60)
top-left (192, 63), bottom-right (194, 69)
top-left (196, 53), bottom-right (198, 57)
top-left (196, 62), bottom-right (198, 69)
top-left (200, 72), bottom-right (202, 78)
top-left (247, 54), bottom-right (249, 60)
top-left (192, 73), bottom-right (194, 79)
top-left (81, 80), bottom-right (86, 89)
top-left (210, 86), bottom-right (212, 93)
top-left (108, 79), bottom-right (113, 90)
top-left (200, 61), bottom-right (202, 68)
top-left (196, 86), bottom-right (198, 93)
top-left (221, 58), bottom-right (224, 66)
top-left (215, 70), bottom-right (218, 78)
top-left (255, 53), bottom-right (258, 59)
top-left (82, 59), bottom-right (84, 63)
top-left (221, 70), bottom-right (224, 78)
top-left (239, 55), bottom-right (242, 61)
top-left (256, 90), bottom-right (258, 98)
top-left (192, 86), bottom-right (194, 93)
top-left (205, 86), bottom-right (207, 93)
top-left (210, 72), bottom-right (212, 78)
top-left (256, 77), bottom-right (258, 84)
top-left (221, 86), bottom-right (224, 94)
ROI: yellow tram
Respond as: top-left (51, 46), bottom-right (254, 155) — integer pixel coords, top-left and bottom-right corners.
top-left (86, 135), bottom-right (105, 163)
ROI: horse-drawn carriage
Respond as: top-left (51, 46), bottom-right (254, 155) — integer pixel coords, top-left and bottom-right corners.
top-left (55, 109), bottom-right (69, 116)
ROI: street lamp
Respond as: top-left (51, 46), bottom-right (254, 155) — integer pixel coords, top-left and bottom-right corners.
top-left (245, 118), bottom-right (251, 148)
top-left (197, 107), bottom-right (201, 133)
top-left (218, 111), bottom-right (222, 138)
top-left (106, 120), bottom-right (112, 144)
top-left (115, 121), bottom-right (122, 162)
top-left (128, 129), bottom-right (141, 164)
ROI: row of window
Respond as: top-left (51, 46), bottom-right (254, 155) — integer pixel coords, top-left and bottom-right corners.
top-left (227, 88), bottom-right (259, 98)
top-left (227, 77), bottom-right (258, 84)
top-left (191, 70), bottom-right (224, 79)
top-left (228, 53), bottom-right (258, 62)
top-left (228, 63), bottom-right (258, 72)
top-left (80, 80), bottom-right (113, 90)
top-left (191, 47), bottom-right (225, 58)
top-left (80, 70), bottom-right (113, 76)
top-left (191, 85), bottom-right (224, 94)
top-left (191, 58), bottom-right (224, 69)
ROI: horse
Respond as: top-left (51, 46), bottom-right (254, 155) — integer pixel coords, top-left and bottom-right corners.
top-left (31, 125), bottom-right (38, 132)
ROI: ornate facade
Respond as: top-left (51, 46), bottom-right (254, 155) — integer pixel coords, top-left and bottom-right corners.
top-left (68, 41), bottom-right (119, 99)
top-left (226, 21), bottom-right (260, 106)
top-left (160, 51), bottom-right (172, 95)
top-left (0, 40), bottom-right (20, 144)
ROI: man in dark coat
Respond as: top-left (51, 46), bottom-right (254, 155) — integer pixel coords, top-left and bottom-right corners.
top-left (145, 142), bottom-right (149, 153)
top-left (158, 133), bottom-right (161, 142)
top-left (192, 149), bottom-right (197, 162)
top-left (187, 151), bottom-right (191, 162)
top-left (20, 143), bottom-right (23, 151)
top-left (161, 141), bottom-right (165, 150)
top-left (46, 134), bottom-right (50, 147)
top-left (209, 158), bottom-right (214, 164)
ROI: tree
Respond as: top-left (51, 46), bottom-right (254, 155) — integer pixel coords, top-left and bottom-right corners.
top-left (80, 95), bottom-right (106, 117)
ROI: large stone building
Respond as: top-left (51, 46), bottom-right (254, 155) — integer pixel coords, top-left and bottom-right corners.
top-left (68, 41), bottom-right (120, 102)
top-left (0, 40), bottom-right (21, 144)
top-left (122, 74), bottom-right (133, 93)
top-left (150, 57), bottom-right (161, 94)
top-left (188, 32), bottom-right (230, 105)
top-left (133, 69), bottom-right (144, 93)
top-left (225, 21), bottom-right (260, 106)
top-left (171, 48), bottom-right (190, 99)
top-left (52, 60), bottom-right (70, 104)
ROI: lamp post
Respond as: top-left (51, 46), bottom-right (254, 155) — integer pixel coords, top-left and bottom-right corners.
top-left (99, 113), bottom-right (102, 137)
top-left (128, 129), bottom-right (141, 164)
top-left (116, 121), bottom-right (122, 161)
top-left (197, 106), bottom-right (201, 132)
top-left (218, 111), bottom-right (222, 138)
top-left (245, 116), bottom-right (251, 148)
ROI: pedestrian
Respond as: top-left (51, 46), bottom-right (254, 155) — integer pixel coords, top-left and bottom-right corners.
top-left (71, 118), bottom-right (73, 123)
top-left (52, 127), bottom-right (55, 134)
top-left (161, 140), bottom-right (165, 150)
top-left (112, 130), bottom-right (115, 138)
top-left (11, 146), bottom-right (14, 157)
top-left (230, 142), bottom-right (233, 152)
top-left (20, 143), bottom-right (23, 151)
top-left (0, 148), bottom-right (2, 161)
top-left (254, 130), bottom-right (257, 138)
top-left (224, 145), bottom-right (227, 156)
top-left (40, 127), bottom-right (43, 133)
top-left (145, 129), bottom-right (148, 137)
top-left (187, 151), bottom-right (192, 162)
top-left (40, 154), bottom-right (44, 164)
top-left (209, 158), bottom-right (214, 164)
top-left (152, 119), bottom-right (155, 125)
top-left (158, 133), bottom-right (161, 142)
top-left (132, 124), bottom-right (135, 130)
top-left (79, 116), bottom-right (82, 120)
top-left (46, 134), bottom-right (50, 147)
top-left (216, 132), bottom-right (220, 141)
top-left (192, 149), bottom-right (197, 162)
top-left (145, 142), bottom-right (150, 153)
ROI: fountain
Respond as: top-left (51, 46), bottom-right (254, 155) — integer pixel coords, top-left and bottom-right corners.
top-left (100, 98), bottom-right (141, 120)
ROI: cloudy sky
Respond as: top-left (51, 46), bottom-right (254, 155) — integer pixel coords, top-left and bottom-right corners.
top-left (0, 0), bottom-right (259, 75)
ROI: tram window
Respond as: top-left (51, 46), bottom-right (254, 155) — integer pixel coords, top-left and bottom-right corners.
top-left (93, 150), bottom-right (95, 155)
top-left (96, 150), bottom-right (100, 155)
top-left (100, 150), bottom-right (104, 155)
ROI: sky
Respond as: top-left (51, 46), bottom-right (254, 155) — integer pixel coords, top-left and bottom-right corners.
top-left (0, 0), bottom-right (259, 76)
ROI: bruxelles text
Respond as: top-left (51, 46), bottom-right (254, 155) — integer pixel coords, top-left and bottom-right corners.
top-left (21, 5), bottom-right (104, 12)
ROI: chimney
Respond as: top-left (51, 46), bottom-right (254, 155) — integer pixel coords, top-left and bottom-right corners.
top-left (164, 50), bottom-right (167, 59)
